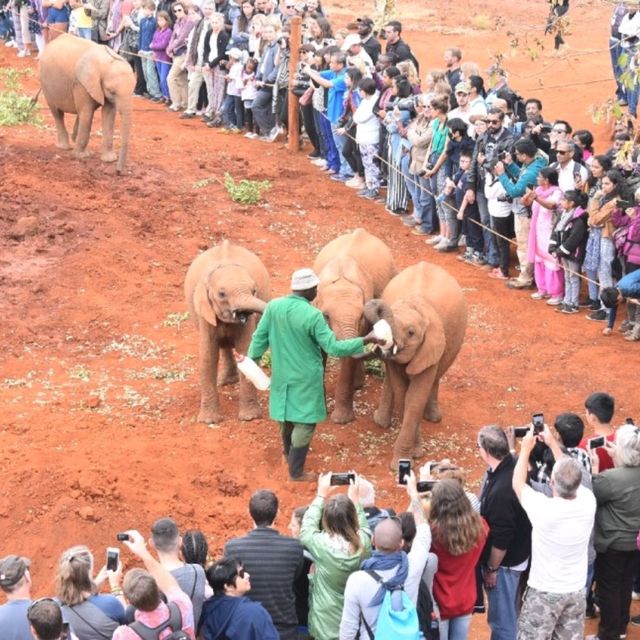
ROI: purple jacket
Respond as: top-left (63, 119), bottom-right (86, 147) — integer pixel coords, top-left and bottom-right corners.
top-left (612, 206), bottom-right (640, 266)
top-left (166, 16), bottom-right (195, 58)
top-left (150, 26), bottom-right (172, 63)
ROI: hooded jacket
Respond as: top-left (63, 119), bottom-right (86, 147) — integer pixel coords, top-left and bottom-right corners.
top-left (199, 595), bottom-right (279, 640)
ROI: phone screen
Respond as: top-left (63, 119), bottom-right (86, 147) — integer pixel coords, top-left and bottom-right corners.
top-left (514, 426), bottom-right (529, 438)
top-left (330, 473), bottom-right (355, 486)
top-left (106, 548), bottom-right (119, 572)
top-left (416, 480), bottom-right (437, 493)
top-left (532, 413), bottom-right (544, 434)
top-left (588, 436), bottom-right (605, 449)
top-left (398, 459), bottom-right (411, 486)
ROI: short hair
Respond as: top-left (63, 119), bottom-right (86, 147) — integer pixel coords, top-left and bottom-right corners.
top-left (585, 392), bottom-right (615, 423)
top-left (551, 458), bottom-right (582, 499)
top-left (539, 166), bottom-right (559, 186)
top-left (393, 75), bottom-right (412, 98)
top-left (144, 0), bottom-right (156, 9)
top-left (206, 558), bottom-right (242, 596)
top-left (615, 424), bottom-right (640, 467)
top-left (330, 52), bottom-right (346, 67)
top-left (614, 132), bottom-right (631, 142)
top-left (123, 569), bottom-right (160, 612)
top-left (151, 517), bottom-right (180, 553)
top-left (446, 46), bottom-right (462, 61)
top-left (601, 287), bottom-right (621, 309)
top-left (448, 117), bottom-right (468, 136)
top-left (553, 119), bottom-right (572, 134)
top-left (487, 106), bottom-right (504, 120)
top-left (554, 412), bottom-right (585, 448)
top-left (478, 425), bottom-right (510, 460)
top-left (460, 149), bottom-right (473, 160)
top-left (525, 98), bottom-right (543, 111)
top-left (514, 138), bottom-right (538, 158)
top-left (563, 189), bottom-right (588, 209)
top-left (383, 65), bottom-right (400, 80)
top-left (249, 489), bottom-right (278, 526)
top-left (27, 599), bottom-right (63, 640)
top-left (468, 74), bottom-right (485, 97)
top-left (556, 140), bottom-right (575, 154)
top-left (358, 77), bottom-right (377, 95)
top-left (385, 20), bottom-right (402, 33)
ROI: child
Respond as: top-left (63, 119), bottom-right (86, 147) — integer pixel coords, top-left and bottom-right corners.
top-left (549, 189), bottom-right (589, 314)
top-left (220, 47), bottom-right (245, 133)
top-left (139, 1), bottom-right (162, 101)
top-left (149, 10), bottom-right (172, 103)
top-left (352, 77), bottom-right (380, 199)
top-left (241, 57), bottom-right (258, 138)
top-left (455, 150), bottom-right (484, 265)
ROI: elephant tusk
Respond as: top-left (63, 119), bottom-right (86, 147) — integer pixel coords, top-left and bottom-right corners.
top-left (392, 344), bottom-right (398, 356)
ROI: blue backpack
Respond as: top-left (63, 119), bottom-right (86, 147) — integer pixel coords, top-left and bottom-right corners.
top-left (360, 571), bottom-right (423, 640)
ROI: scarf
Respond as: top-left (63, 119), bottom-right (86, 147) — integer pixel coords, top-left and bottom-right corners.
top-left (360, 550), bottom-right (409, 607)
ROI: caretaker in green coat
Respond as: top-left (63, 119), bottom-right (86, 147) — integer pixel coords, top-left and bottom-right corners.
top-left (248, 268), bottom-right (383, 481)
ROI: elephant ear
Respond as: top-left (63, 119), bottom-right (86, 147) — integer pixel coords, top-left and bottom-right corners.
top-left (76, 52), bottom-right (105, 106)
top-left (406, 306), bottom-right (446, 376)
top-left (194, 279), bottom-right (218, 327)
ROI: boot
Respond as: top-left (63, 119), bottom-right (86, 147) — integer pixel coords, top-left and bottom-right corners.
top-left (288, 446), bottom-right (317, 482)
top-left (281, 430), bottom-right (292, 458)
top-left (625, 324), bottom-right (640, 342)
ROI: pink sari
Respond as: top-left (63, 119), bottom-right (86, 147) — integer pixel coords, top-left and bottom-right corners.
top-left (528, 184), bottom-right (563, 271)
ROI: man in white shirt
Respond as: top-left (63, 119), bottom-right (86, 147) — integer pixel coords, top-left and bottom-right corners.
top-left (513, 428), bottom-right (596, 640)
top-left (342, 34), bottom-right (374, 77)
top-left (555, 141), bottom-right (588, 192)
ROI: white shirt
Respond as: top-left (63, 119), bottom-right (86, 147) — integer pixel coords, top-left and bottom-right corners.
top-left (619, 11), bottom-right (640, 47)
top-left (557, 159), bottom-right (588, 192)
top-left (485, 178), bottom-right (511, 217)
top-left (353, 94), bottom-right (380, 145)
top-left (520, 485), bottom-right (596, 593)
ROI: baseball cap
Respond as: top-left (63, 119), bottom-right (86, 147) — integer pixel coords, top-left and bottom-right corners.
top-left (227, 47), bottom-right (244, 60)
top-left (342, 34), bottom-right (362, 51)
top-left (291, 268), bottom-right (319, 291)
top-left (0, 556), bottom-right (31, 589)
top-left (454, 81), bottom-right (471, 94)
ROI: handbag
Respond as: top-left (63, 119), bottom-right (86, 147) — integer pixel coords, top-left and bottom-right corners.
top-left (299, 86), bottom-right (313, 107)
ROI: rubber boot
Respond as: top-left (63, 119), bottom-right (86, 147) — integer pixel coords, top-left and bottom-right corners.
top-left (281, 430), bottom-right (291, 458)
top-left (288, 446), bottom-right (317, 482)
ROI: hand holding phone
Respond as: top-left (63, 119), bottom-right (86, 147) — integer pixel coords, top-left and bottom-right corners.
top-left (330, 472), bottom-right (356, 486)
top-left (398, 459), bottom-right (411, 486)
top-left (416, 480), bottom-right (438, 493)
top-left (106, 547), bottom-right (119, 572)
top-left (588, 435), bottom-right (605, 449)
top-left (532, 413), bottom-right (544, 434)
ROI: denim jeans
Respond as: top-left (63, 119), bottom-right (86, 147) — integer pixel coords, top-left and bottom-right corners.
top-left (76, 26), bottom-right (93, 39)
top-left (413, 175), bottom-right (437, 233)
top-left (141, 53), bottom-right (161, 98)
top-left (155, 60), bottom-right (170, 99)
top-left (610, 37), bottom-right (625, 100)
top-left (477, 190), bottom-right (499, 266)
top-left (618, 267), bottom-right (640, 298)
top-left (598, 237), bottom-right (616, 290)
top-left (222, 94), bottom-right (244, 128)
top-left (486, 566), bottom-right (523, 640)
top-left (439, 614), bottom-right (471, 640)
top-left (318, 112), bottom-right (339, 171)
top-left (331, 122), bottom-right (353, 178)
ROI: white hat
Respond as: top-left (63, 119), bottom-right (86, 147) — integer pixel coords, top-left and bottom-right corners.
top-left (341, 34), bottom-right (361, 51)
top-left (291, 268), bottom-right (319, 291)
top-left (227, 47), bottom-right (244, 60)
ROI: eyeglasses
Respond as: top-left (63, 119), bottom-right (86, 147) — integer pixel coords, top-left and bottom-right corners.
top-left (552, 128), bottom-right (566, 134)
top-left (27, 598), bottom-right (58, 620)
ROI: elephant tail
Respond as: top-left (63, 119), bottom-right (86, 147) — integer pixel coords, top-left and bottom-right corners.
top-left (31, 88), bottom-right (41, 106)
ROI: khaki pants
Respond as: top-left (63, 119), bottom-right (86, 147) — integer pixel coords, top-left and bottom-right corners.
top-left (167, 54), bottom-right (187, 109)
top-left (186, 65), bottom-right (205, 114)
top-left (514, 214), bottom-right (533, 284)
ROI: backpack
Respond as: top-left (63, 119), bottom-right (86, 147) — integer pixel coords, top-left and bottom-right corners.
top-left (416, 576), bottom-right (440, 640)
top-left (128, 601), bottom-right (185, 640)
top-left (360, 570), bottom-right (422, 640)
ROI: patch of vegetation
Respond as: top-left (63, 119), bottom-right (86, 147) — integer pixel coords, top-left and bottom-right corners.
top-left (364, 357), bottom-right (385, 379)
top-left (224, 172), bottom-right (271, 205)
top-left (163, 311), bottom-right (190, 329)
top-left (0, 68), bottom-right (42, 127)
top-left (259, 350), bottom-right (272, 370)
top-left (68, 365), bottom-right (90, 382)
top-left (193, 177), bottom-right (215, 189)
top-left (469, 14), bottom-right (492, 30)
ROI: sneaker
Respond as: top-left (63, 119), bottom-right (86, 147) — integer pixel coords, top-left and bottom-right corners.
top-left (579, 297), bottom-right (598, 308)
top-left (307, 150), bottom-right (321, 159)
top-left (457, 249), bottom-right (472, 262)
top-left (345, 176), bottom-right (365, 189)
top-left (411, 227), bottom-right (430, 236)
top-left (16, 49), bottom-right (31, 57)
top-left (507, 279), bottom-right (534, 290)
top-left (168, 105), bottom-right (181, 112)
top-left (587, 309), bottom-right (608, 321)
top-left (561, 304), bottom-right (579, 314)
top-left (357, 187), bottom-right (370, 196)
top-left (488, 268), bottom-right (509, 280)
top-left (244, 131), bottom-right (259, 139)
top-left (179, 111), bottom-right (196, 119)
top-left (437, 241), bottom-right (458, 252)
top-left (4, 39), bottom-right (16, 47)
top-left (311, 158), bottom-right (327, 166)
top-left (229, 127), bottom-right (242, 134)
top-left (402, 216), bottom-right (419, 227)
top-left (458, 234), bottom-right (466, 247)
top-left (589, 300), bottom-right (602, 311)
top-left (330, 174), bottom-right (350, 182)
top-left (385, 207), bottom-right (403, 216)
top-left (266, 126), bottom-right (282, 142)
top-left (151, 96), bottom-right (164, 103)
top-left (631, 614), bottom-right (640, 626)
top-left (426, 235), bottom-right (443, 245)
top-left (546, 296), bottom-right (563, 306)
top-left (531, 292), bottom-right (548, 300)
top-left (362, 189), bottom-right (380, 200)
top-left (470, 254), bottom-right (488, 267)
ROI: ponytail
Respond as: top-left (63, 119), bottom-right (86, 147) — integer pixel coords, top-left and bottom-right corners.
top-left (56, 546), bottom-right (95, 606)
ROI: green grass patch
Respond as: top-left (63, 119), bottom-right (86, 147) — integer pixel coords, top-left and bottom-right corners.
top-left (0, 68), bottom-right (42, 127)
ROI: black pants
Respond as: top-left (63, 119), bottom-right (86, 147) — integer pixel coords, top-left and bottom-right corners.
top-left (491, 213), bottom-right (512, 276)
top-left (133, 54), bottom-right (147, 95)
top-left (595, 548), bottom-right (638, 640)
top-left (342, 127), bottom-right (363, 177)
top-left (301, 102), bottom-right (319, 153)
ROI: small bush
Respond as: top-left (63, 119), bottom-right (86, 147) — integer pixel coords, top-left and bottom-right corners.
top-left (224, 172), bottom-right (271, 205)
top-left (470, 14), bottom-right (492, 30)
top-left (0, 68), bottom-right (42, 127)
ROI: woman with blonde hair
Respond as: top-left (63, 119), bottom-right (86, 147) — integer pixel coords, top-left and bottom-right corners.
top-left (56, 545), bottom-right (126, 639)
top-left (424, 68), bottom-right (446, 92)
top-left (428, 480), bottom-right (488, 640)
top-left (300, 473), bottom-right (371, 640)
top-left (460, 61), bottom-right (481, 80)
top-left (397, 59), bottom-right (420, 93)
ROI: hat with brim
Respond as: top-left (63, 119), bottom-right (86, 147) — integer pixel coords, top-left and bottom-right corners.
top-left (227, 47), bottom-right (244, 60)
top-left (454, 81), bottom-right (471, 94)
top-left (0, 556), bottom-right (31, 589)
top-left (342, 34), bottom-right (362, 51)
top-left (291, 268), bottom-right (319, 291)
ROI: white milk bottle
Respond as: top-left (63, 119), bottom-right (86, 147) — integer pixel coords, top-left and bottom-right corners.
top-left (234, 351), bottom-right (271, 390)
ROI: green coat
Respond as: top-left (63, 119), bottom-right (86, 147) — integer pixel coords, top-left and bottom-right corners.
top-left (299, 496), bottom-right (372, 640)
top-left (247, 294), bottom-right (364, 423)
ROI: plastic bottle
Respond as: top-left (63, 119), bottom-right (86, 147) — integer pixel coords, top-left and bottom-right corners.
top-left (233, 351), bottom-right (271, 390)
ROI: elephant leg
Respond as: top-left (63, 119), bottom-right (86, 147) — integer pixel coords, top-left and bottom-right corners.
top-left (100, 102), bottom-right (118, 163)
top-left (353, 358), bottom-right (365, 389)
top-left (197, 321), bottom-right (221, 423)
top-left (391, 367), bottom-right (437, 469)
top-left (218, 347), bottom-right (239, 386)
top-left (424, 378), bottom-right (442, 422)
top-left (413, 425), bottom-right (424, 460)
top-left (331, 357), bottom-right (356, 424)
top-left (50, 107), bottom-right (71, 150)
top-left (71, 116), bottom-right (79, 143)
top-left (73, 107), bottom-right (95, 159)
top-left (234, 324), bottom-right (260, 421)
top-left (374, 363), bottom-right (396, 428)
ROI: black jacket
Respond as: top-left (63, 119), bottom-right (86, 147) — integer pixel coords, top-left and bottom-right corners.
top-left (465, 127), bottom-right (515, 192)
top-left (386, 38), bottom-right (419, 72)
top-left (480, 455), bottom-right (532, 568)
top-left (361, 33), bottom-right (381, 65)
top-left (204, 30), bottom-right (230, 69)
top-left (550, 207), bottom-right (590, 263)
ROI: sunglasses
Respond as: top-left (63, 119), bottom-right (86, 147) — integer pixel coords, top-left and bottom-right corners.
top-left (487, 119), bottom-right (500, 125)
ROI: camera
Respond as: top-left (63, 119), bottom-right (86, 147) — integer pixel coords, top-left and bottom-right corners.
top-left (398, 459), bottom-right (411, 486)
top-left (416, 480), bottom-right (438, 493)
top-left (497, 194), bottom-right (514, 203)
top-left (330, 472), bottom-right (356, 486)
top-left (395, 96), bottom-right (418, 115)
top-left (532, 413), bottom-right (544, 434)
top-left (513, 426), bottom-right (529, 438)
top-left (540, 123), bottom-right (552, 133)
top-left (116, 532), bottom-right (131, 542)
top-left (588, 435), bottom-right (605, 449)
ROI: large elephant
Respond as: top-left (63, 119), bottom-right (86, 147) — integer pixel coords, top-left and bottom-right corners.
top-left (184, 241), bottom-right (271, 424)
top-left (364, 261), bottom-right (467, 468)
top-left (313, 228), bottom-right (397, 423)
top-left (38, 34), bottom-right (135, 174)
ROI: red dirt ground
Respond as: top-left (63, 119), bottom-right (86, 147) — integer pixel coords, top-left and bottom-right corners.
top-left (1, 0), bottom-right (639, 636)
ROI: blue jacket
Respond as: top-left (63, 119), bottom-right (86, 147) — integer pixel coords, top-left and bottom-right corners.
top-left (199, 595), bottom-right (280, 640)
top-left (498, 154), bottom-right (547, 199)
top-left (139, 16), bottom-right (156, 51)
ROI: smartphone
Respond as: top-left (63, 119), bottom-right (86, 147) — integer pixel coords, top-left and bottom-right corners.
top-left (416, 480), bottom-right (437, 493)
top-left (514, 426), bottom-right (529, 438)
top-left (106, 547), bottom-right (119, 572)
top-left (116, 532), bottom-right (130, 542)
top-left (398, 459), bottom-right (411, 486)
top-left (330, 472), bottom-right (356, 486)
top-left (532, 413), bottom-right (544, 434)
top-left (588, 435), bottom-right (606, 449)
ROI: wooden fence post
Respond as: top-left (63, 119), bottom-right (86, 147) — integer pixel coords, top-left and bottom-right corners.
top-left (287, 16), bottom-right (302, 152)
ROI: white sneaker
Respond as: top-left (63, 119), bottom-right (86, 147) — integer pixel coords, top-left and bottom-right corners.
top-left (17, 49), bottom-right (31, 57)
top-left (434, 239), bottom-right (450, 250)
top-left (345, 176), bottom-right (365, 189)
top-left (546, 296), bottom-right (563, 306)
top-left (5, 39), bottom-right (17, 48)
top-left (632, 591), bottom-right (640, 600)
top-left (426, 235), bottom-right (443, 245)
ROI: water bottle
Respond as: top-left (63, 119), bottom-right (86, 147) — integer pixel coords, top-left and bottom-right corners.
top-left (373, 319), bottom-right (393, 350)
top-left (234, 351), bottom-right (270, 390)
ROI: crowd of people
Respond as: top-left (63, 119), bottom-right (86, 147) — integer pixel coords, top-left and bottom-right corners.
top-left (1, 0), bottom-right (639, 338)
top-left (0, 393), bottom-right (638, 640)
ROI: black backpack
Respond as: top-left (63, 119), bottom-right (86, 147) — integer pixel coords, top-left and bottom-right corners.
top-left (416, 574), bottom-right (440, 640)
top-left (128, 601), bottom-right (186, 640)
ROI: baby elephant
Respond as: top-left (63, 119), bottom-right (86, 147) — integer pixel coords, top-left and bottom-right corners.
top-left (184, 241), bottom-right (271, 423)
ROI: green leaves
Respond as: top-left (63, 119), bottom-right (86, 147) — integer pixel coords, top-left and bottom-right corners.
top-left (223, 172), bottom-right (271, 205)
top-left (0, 68), bottom-right (42, 127)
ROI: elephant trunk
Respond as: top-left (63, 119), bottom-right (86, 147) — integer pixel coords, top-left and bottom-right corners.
top-left (116, 103), bottom-right (131, 175)
top-left (234, 295), bottom-right (267, 315)
top-left (364, 299), bottom-right (395, 333)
